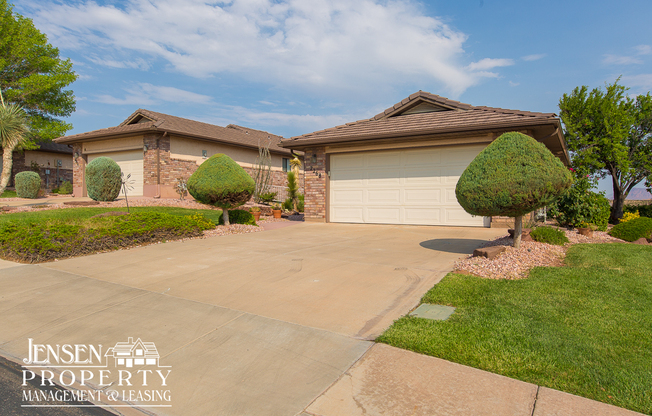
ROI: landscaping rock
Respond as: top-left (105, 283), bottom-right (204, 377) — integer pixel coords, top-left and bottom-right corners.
top-left (473, 246), bottom-right (507, 260)
top-left (632, 237), bottom-right (649, 245)
top-left (1, 206), bottom-right (16, 211)
top-left (91, 211), bottom-right (130, 218)
top-left (64, 201), bottom-right (100, 206)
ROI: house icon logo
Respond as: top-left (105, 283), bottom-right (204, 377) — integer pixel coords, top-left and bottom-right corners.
top-left (104, 337), bottom-right (161, 368)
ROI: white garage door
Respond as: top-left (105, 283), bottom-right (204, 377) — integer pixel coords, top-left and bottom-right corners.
top-left (329, 145), bottom-right (487, 227)
top-left (88, 150), bottom-right (144, 196)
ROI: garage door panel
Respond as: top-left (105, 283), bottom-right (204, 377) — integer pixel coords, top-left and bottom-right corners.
top-left (329, 145), bottom-right (488, 227)
top-left (367, 189), bottom-right (400, 204)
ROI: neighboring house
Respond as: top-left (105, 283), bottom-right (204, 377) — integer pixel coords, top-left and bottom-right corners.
top-left (280, 91), bottom-right (570, 227)
top-left (1, 141), bottom-right (73, 189)
top-left (104, 337), bottom-right (160, 368)
top-left (54, 109), bottom-right (301, 198)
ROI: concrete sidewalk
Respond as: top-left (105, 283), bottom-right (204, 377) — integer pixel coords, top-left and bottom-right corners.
top-left (0, 223), bottom-right (644, 415)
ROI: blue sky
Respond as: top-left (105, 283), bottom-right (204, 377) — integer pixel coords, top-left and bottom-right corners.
top-left (16, 0), bottom-right (652, 196)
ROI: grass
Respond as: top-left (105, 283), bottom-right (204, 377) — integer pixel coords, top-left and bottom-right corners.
top-left (0, 207), bottom-right (223, 263)
top-left (377, 243), bottom-right (652, 414)
top-left (1, 190), bottom-right (17, 198)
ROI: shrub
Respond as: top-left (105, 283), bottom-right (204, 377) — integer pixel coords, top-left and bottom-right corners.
top-left (58, 181), bottom-right (73, 195)
top-left (608, 217), bottom-right (652, 242)
top-left (530, 226), bottom-right (569, 246)
top-left (620, 211), bottom-right (640, 223)
top-left (282, 198), bottom-right (292, 211)
top-left (14, 171), bottom-right (41, 198)
top-left (86, 157), bottom-right (122, 201)
top-left (297, 194), bottom-right (304, 212)
top-left (259, 191), bottom-right (276, 204)
top-left (218, 209), bottom-right (256, 226)
top-left (187, 154), bottom-right (255, 225)
top-left (548, 176), bottom-right (610, 231)
top-left (624, 204), bottom-right (652, 218)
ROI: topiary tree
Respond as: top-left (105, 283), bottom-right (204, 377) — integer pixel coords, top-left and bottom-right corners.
top-left (187, 154), bottom-right (255, 225)
top-left (85, 156), bottom-right (122, 201)
top-left (14, 171), bottom-right (40, 198)
top-left (456, 132), bottom-right (573, 248)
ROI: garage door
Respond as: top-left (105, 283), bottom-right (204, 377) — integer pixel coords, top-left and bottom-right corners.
top-left (88, 150), bottom-right (144, 196)
top-left (329, 145), bottom-right (487, 227)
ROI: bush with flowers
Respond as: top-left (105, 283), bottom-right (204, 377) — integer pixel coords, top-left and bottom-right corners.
top-left (548, 168), bottom-right (611, 231)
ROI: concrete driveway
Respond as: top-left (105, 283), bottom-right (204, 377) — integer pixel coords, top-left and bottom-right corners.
top-left (0, 223), bottom-right (505, 415)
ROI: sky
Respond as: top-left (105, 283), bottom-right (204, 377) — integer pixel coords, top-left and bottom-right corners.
top-left (14, 0), bottom-right (652, 197)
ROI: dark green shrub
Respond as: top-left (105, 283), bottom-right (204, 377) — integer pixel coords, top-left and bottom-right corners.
top-left (58, 180), bottom-right (73, 195)
top-left (86, 157), bottom-right (121, 201)
top-left (259, 191), bottom-right (276, 203)
top-left (530, 226), bottom-right (569, 245)
top-left (217, 209), bottom-right (256, 226)
top-left (187, 154), bottom-right (255, 225)
top-left (624, 204), bottom-right (652, 218)
top-left (282, 198), bottom-right (292, 210)
top-left (548, 176), bottom-right (610, 231)
top-left (456, 132), bottom-right (572, 217)
top-left (608, 217), bottom-right (652, 242)
top-left (297, 194), bottom-right (304, 212)
top-left (14, 171), bottom-right (41, 198)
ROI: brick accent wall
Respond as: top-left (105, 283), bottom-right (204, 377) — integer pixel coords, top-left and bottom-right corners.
top-left (4, 150), bottom-right (73, 190)
top-left (303, 147), bottom-right (327, 221)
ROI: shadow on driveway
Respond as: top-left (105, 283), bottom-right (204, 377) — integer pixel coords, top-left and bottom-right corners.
top-left (419, 238), bottom-right (488, 254)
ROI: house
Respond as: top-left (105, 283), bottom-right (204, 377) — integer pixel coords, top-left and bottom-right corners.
top-left (54, 109), bottom-right (301, 198)
top-left (1, 141), bottom-right (73, 189)
top-left (280, 91), bottom-right (570, 227)
top-left (104, 337), bottom-right (160, 368)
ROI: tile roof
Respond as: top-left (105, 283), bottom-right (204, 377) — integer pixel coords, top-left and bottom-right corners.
top-left (55, 109), bottom-right (292, 155)
top-left (34, 141), bottom-right (73, 154)
top-left (281, 91), bottom-right (561, 148)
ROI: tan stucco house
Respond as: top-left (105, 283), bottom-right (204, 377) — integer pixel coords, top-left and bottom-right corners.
top-left (1, 141), bottom-right (73, 190)
top-left (55, 109), bottom-right (300, 198)
top-left (280, 91), bottom-right (569, 227)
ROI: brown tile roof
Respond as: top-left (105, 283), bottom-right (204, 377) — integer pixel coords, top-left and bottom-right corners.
top-left (281, 91), bottom-right (562, 148)
top-left (55, 109), bottom-right (292, 156)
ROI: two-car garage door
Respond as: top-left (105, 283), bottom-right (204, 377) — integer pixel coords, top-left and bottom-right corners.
top-left (329, 145), bottom-right (487, 227)
top-left (88, 150), bottom-right (144, 196)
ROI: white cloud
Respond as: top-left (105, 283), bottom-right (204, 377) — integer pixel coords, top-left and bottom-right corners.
top-left (466, 58), bottom-right (514, 71)
top-left (509, 81), bottom-right (519, 87)
top-left (603, 54), bottom-right (643, 65)
top-left (522, 54), bottom-right (545, 61)
top-left (621, 74), bottom-right (652, 90)
top-left (635, 45), bottom-right (652, 55)
top-left (95, 83), bottom-right (213, 106)
top-left (25, 0), bottom-right (515, 97)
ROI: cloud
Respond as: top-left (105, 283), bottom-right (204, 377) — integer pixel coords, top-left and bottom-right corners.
top-left (603, 54), bottom-right (643, 65)
top-left (509, 81), bottom-right (520, 87)
top-left (24, 0), bottom-right (516, 97)
top-left (621, 74), bottom-right (652, 90)
top-left (522, 54), bottom-right (545, 61)
top-left (635, 45), bottom-right (651, 55)
top-left (95, 83), bottom-right (214, 106)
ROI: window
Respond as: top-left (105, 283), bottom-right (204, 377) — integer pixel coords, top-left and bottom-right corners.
top-left (282, 158), bottom-right (290, 172)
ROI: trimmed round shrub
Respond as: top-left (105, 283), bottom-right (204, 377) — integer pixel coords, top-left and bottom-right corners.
top-left (456, 132), bottom-right (572, 217)
top-left (188, 154), bottom-right (255, 225)
top-left (530, 226), bottom-right (569, 246)
top-left (85, 157), bottom-right (122, 201)
top-left (548, 178), bottom-right (611, 231)
top-left (608, 217), bottom-right (652, 242)
top-left (218, 209), bottom-right (256, 226)
top-left (14, 171), bottom-right (41, 198)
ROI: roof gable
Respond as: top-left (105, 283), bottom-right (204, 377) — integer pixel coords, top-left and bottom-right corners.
top-left (374, 91), bottom-right (472, 120)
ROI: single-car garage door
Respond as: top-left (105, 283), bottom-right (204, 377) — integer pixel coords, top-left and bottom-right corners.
top-left (329, 145), bottom-right (487, 227)
top-left (88, 150), bottom-right (144, 196)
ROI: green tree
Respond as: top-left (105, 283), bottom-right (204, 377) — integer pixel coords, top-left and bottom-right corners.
top-left (456, 132), bottom-right (572, 248)
top-left (0, 0), bottom-right (76, 143)
top-left (0, 91), bottom-right (29, 195)
top-left (286, 171), bottom-right (299, 212)
top-left (559, 79), bottom-right (652, 223)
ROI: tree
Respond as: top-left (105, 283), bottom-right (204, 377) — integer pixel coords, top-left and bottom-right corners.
top-left (286, 171), bottom-right (299, 212)
top-left (0, 0), bottom-right (77, 143)
top-left (559, 79), bottom-right (652, 223)
top-left (187, 154), bottom-right (255, 225)
top-left (456, 132), bottom-right (572, 248)
top-left (0, 91), bottom-right (29, 195)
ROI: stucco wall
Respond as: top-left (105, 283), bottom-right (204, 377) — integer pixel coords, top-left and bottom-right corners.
top-left (82, 136), bottom-right (143, 154)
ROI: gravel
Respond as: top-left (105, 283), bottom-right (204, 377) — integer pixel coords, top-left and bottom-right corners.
top-left (455, 229), bottom-right (626, 280)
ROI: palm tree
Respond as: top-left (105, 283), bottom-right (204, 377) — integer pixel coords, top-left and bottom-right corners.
top-left (0, 91), bottom-right (30, 195)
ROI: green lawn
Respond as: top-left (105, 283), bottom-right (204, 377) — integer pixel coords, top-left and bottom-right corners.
top-left (377, 243), bottom-right (652, 415)
top-left (1, 190), bottom-right (17, 198)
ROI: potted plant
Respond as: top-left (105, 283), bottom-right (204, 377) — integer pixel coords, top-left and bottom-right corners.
top-left (576, 221), bottom-right (594, 237)
top-left (249, 206), bottom-right (261, 221)
top-left (271, 203), bottom-right (282, 219)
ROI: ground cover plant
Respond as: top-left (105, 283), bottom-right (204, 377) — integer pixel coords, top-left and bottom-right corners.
top-left (0, 189), bottom-right (17, 197)
top-left (0, 207), bottom-right (221, 263)
top-left (608, 217), bottom-right (652, 242)
top-left (530, 226), bottom-right (569, 245)
top-left (377, 243), bottom-right (652, 414)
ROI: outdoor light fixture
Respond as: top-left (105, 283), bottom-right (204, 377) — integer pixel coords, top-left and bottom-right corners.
top-left (311, 154), bottom-right (317, 163)
top-left (143, 144), bottom-right (149, 151)
top-left (202, 150), bottom-right (208, 158)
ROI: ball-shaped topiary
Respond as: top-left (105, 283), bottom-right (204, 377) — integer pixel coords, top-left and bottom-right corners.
top-left (85, 157), bottom-right (122, 201)
top-left (14, 171), bottom-right (41, 198)
top-left (187, 154), bottom-right (255, 225)
top-left (456, 132), bottom-right (572, 247)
